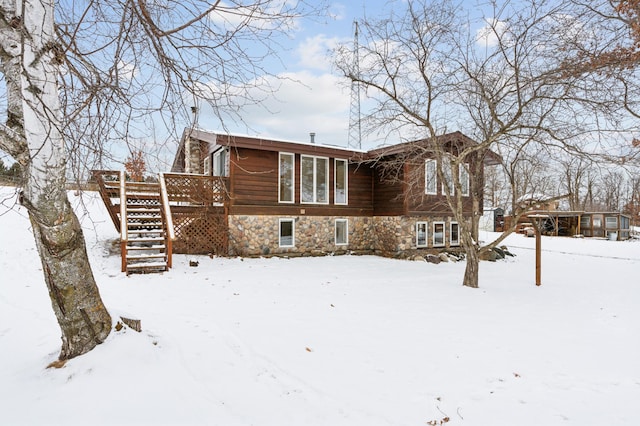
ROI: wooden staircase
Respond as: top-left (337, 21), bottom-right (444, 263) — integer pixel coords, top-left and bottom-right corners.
top-left (93, 171), bottom-right (174, 275)
top-left (123, 181), bottom-right (168, 274)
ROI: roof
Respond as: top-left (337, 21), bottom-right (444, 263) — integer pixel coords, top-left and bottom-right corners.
top-left (366, 131), bottom-right (502, 165)
top-left (173, 128), bottom-right (502, 166)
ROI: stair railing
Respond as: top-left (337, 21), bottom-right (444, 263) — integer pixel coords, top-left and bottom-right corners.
top-left (91, 170), bottom-right (121, 232)
top-left (120, 171), bottom-right (128, 272)
top-left (159, 173), bottom-right (175, 268)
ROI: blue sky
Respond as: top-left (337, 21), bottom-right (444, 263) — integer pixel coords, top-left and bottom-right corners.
top-left (195, 0), bottom-right (405, 150)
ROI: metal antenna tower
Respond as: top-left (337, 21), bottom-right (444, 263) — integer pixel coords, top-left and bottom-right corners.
top-left (348, 20), bottom-right (362, 150)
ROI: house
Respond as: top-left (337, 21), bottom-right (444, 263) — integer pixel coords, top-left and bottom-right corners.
top-left (503, 193), bottom-right (632, 240)
top-left (169, 128), bottom-right (501, 257)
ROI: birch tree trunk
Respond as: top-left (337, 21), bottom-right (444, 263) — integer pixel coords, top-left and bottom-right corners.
top-left (0, 0), bottom-right (111, 359)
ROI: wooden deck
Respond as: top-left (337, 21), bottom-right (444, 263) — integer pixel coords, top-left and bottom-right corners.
top-left (92, 171), bottom-right (230, 274)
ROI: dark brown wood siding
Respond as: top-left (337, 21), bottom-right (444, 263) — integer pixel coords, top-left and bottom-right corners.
top-left (371, 155), bottom-right (483, 217)
top-left (373, 164), bottom-right (405, 216)
top-left (228, 147), bottom-right (374, 216)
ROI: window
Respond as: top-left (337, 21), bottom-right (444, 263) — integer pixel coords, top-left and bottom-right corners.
top-left (416, 222), bottom-right (428, 247)
top-left (605, 216), bottom-right (618, 229)
top-left (279, 153), bottom-right (295, 203)
top-left (335, 219), bottom-right (348, 245)
top-left (335, 159), bottom-right (348, 204)
top-left (425, 159), bottom-right (437, 195)
top-left (580, 215), bottom-right (590, 229)
top-left (450, 222), bottom-right (460, 246)
top-left (460, 163), bottom-right (469, 197)
top-left (433, 222), bottom-right (445, 247)
top-left (279, 218), bottom-right (295, 247)
top-left (592, 216), bottom-right (602, 228)
top-left (213, 149), bottom-right (228, 177)
top-left (301, 155), bottom-right (329, 204)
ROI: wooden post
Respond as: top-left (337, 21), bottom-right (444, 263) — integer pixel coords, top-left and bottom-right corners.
top-left (528, 214), bottom-right (547, 287)
top-left (535, 225), bottom-right (541, 286)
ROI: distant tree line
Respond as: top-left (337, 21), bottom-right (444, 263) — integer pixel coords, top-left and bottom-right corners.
top-left (0, 158), bottom-right (22, 182)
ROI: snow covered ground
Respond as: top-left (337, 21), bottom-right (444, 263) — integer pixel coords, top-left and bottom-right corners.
top-left (1, 186), bottom-right (639, 425)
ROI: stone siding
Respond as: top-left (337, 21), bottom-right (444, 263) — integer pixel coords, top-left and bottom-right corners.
top-left (228, 214), bottom-right (466, 257)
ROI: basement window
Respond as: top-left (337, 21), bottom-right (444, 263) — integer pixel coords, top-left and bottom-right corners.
top-left (450, 222), bottom-right (460, 246)
top-left (433, 222), bottom-right (445, 247)
top-left (416, 222), bottom-right (428, 247)
top-left (279, 218), bottom-right (295, 247)
top-left (335, 219), bottom-right (348, 245)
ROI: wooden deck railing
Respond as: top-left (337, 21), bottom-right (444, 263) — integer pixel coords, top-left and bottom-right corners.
top-left (91, 170), bottom-right (121, 232)
top-left (119, 171), bottom-right (128, 272)
top-left (159, 173), bottom-right (176, 268)
top-left (162, 173), bottom-right (229, 205)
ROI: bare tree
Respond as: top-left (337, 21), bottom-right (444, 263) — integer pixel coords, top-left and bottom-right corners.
top-left (335, 0), bottom-right (640, 288)
top-left (0, 0), bottom-right (326, 360)
top-left (600, 169), bottom-right (625, 211)
top-left (559, 156), bottom-right (595, 210)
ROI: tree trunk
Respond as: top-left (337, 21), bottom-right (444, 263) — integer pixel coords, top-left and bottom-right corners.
top-left (461, 231), bottom-right (479, 288)
top-left (1, 0), bottom-right (111, 359)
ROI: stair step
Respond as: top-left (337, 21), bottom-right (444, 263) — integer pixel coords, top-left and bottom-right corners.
top-left (127, 221), bottom-right (163, 227)
top-left (126, 192), bottom-right (160, 199)
top-left (128, 236), bottom-right (165, 243)
top-left (126, 253), bottom-right (166, 260)
top-left (126, 244), bottom-right (166, 250)
top-left (127, 214), bottom-right (161, 221)
top-left (127, 207), bottom-right (161, 213)
top-left (127, 229), bottom-right (163, 234)
top-left (126, 261), bottom-right (168, 273)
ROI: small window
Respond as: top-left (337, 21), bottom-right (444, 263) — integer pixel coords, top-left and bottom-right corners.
top-left (279, 218), bottom-right (295, 247)
top-left (460, 163), bottom-right (469, 197)
top-left (279, 153), bottom-right (295, 203)
top-left (450, 222), bottom-right (460, 246)
top-left (605, 216), bottom-right (618, 229)
top-left (425, 159), bottom-right (437, 195)
top-left (416, 222), bottom-right (428, 247)
top-left (433, 222), bottom-right (445, 247)
top-left (580, 215), bottom-right (590, 229)
top-left (592, 216), bottom-right (602, 228)
top-left (335, 219), bottom-right (348, 245)
top-left (213, 149), bottom-right (228, 177)
top-left (335, 159), bottom-right (348, 204)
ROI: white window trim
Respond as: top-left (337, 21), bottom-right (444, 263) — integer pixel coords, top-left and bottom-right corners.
top-left (212, 148), bottom-right (229, 177)
top-left (416, 221), bottom-right (428, 248)
top-left (450, 221), bottom-right (460, 246)
top-left (300, 155), bottom-right (330, 205)
top-left (335, 219), bottom-right (349, 245)
top-left (334, 158), bottom-right (349, 205)
top-left (433, 221), bottom-right (445, 247)
top-left (425, 159), bottom-right (437, 195)
top-left (278, 152), bottom-right (295, 204)
top-left (278, 218), bottom-right (295, 248)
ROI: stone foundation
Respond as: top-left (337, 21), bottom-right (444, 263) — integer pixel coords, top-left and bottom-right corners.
top-left (228, 214), bottom-right (466, 257)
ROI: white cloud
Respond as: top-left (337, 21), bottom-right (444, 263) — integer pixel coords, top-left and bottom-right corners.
top-left (296, 34), bottom-right (346, 72)
top-left (198, 70), bottom-right (351, 146)
top-left (117, 60), bottom-right (137, 81)
top-left (475, 19), bottom-right (509, 48)
top-left (244, 71), bottom-right (351, 144)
